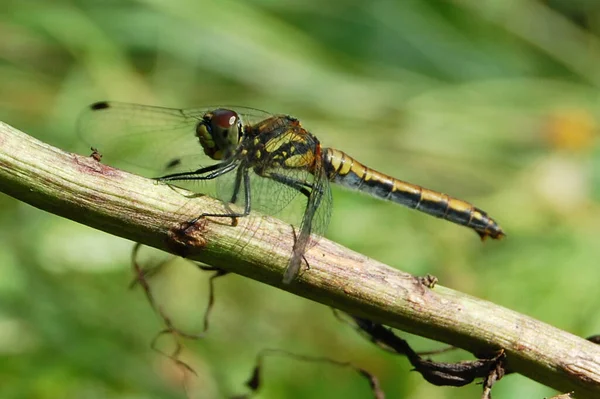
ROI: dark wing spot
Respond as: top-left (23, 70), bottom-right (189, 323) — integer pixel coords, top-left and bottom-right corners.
top-left (90, 101), bottom-right (110, 110)
top-left (165, 158), bottom-right (182, 170)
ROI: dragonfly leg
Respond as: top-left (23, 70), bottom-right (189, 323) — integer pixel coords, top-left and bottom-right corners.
top-left (157, 159), bottom-right (238, 182)
top-left (187, 167), bottom-right (251, 225)
top-left (219, 165), bottom-right (246, 226)
top-left (158, 160), bottom-right (249, 228)
top-left (229, 165), bottom-right (244, 204)
top-left (264, 172), bottom-right (313, 199)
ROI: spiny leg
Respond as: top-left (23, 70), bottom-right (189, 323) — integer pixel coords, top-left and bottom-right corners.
top-left (268, 172), bottom-right (325, 199)
top-left (228, 164), bottom-right (244, 205)
top-left (157, 159), bottom-right (237, 181)
top-left (188, 166), bottom-right (252, 225)
top-left (266, 172), bottom-right (313, 199)
top-left (159, 161), bottom-right (250, 229)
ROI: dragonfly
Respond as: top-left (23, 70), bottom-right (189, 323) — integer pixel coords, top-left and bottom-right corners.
top-left (78, 102), bottom-right (505, 284)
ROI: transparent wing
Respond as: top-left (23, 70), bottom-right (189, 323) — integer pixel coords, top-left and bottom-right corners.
top-left (77, 101), bottom-right (273, 178)
top-left (306, 163), bottom-right (333, 240)
top-left (78, 102), bottom-right (204, 177)
top-left (281, 158), bottom-right (332, 283)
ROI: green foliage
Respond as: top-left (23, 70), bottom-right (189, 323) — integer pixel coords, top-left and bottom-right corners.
top-left (1, 0), bottom-right (599, 397)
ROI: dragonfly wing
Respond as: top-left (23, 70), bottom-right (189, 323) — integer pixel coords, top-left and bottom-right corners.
top-left (306, 162), bottom-right (332, 239)
top-left (282, 157), bottom-right (332, 283)
top-left (77, 102), bottom-right (216, 177)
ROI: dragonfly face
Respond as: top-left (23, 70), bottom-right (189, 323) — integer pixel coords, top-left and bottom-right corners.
top-left (78, 101), bottom-right (504, 285)
top-left (196, 109), bottom-right (243, 161)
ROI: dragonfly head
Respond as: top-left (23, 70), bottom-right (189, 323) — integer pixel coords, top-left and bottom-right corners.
top-left (196, 109), bottom-right (243, 160)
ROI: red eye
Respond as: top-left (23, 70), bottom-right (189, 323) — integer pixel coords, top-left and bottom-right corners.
top-left (210, 109), bottom-right (239, 129)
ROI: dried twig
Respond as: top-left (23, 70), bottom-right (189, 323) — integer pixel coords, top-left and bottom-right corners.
top-left (234, 349), bottom-right (384, 399)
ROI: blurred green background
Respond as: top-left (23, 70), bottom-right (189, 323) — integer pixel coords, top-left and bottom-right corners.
top-left (1, 0), bottom-right (600, 398)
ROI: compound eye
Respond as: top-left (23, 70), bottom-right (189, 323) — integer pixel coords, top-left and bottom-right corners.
top-left (210, 109), bottom-right (240, 137)
top-left (199, 109), bottom-right (242, 160)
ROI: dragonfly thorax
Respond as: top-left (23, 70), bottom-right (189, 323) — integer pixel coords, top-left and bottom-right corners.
top-left (196, 108), bottom-right (243, 160)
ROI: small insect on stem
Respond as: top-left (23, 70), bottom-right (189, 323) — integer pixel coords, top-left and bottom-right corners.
top-left (89, 147), bottom-right (102, 162)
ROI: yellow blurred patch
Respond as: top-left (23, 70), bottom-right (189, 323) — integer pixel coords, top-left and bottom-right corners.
top-left (544, 109), bottom-right (596, 152)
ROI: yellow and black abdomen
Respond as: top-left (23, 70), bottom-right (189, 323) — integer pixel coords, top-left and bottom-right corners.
top-left (323, 148), bottom-right (504, 239)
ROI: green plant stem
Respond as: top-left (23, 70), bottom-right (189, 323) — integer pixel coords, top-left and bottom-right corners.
top-left (1, 121), bottom-right (599, 397)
